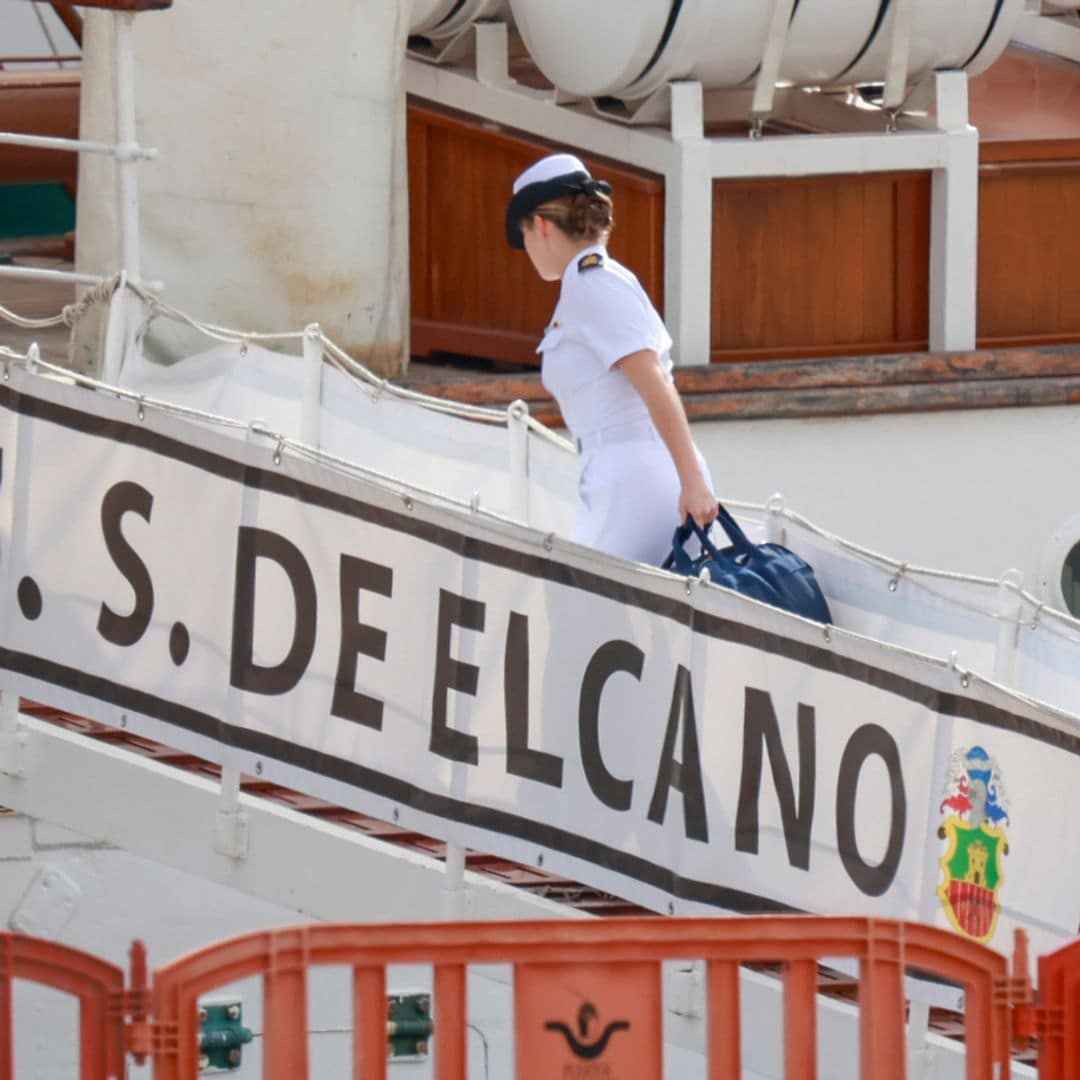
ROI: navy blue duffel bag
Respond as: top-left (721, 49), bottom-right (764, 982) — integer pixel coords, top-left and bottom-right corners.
top-left (663, 505), bottom-right (832, 624)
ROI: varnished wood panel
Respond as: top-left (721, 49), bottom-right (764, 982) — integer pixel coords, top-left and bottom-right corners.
top-left (407, 100), bottom-right (664, 366)
top-left (977, 142), bottom-right (1080, 349)
top-left (709, 172), bottom-right (930, 362)
top-left (0, 72), bottom-right (79, 185)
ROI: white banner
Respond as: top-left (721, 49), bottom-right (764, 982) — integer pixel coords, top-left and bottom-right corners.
top-left (1, 369), bottom-right (1077, 965)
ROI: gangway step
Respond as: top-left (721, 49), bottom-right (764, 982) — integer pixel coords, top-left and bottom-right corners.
top-left (14, 700), bottom-right (1044, 1064)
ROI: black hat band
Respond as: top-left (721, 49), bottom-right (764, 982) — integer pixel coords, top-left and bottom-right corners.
top-left (505, 171), bottom-right (613, 249)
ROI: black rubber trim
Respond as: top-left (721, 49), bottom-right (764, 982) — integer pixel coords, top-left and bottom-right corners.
top-left (836, 0), bottom-right (892, 80)
top-left (434, 0), bottom-right (469, 30)
top-left (6, 647), bottom-right (801, 916)
top-left (633, 0), bottom-right (685, 87)
top-left (959, 0), bottom-right (1008, 71)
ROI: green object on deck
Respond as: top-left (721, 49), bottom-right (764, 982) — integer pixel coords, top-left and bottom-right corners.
top-left (0, 184), bottom-right (76, 239)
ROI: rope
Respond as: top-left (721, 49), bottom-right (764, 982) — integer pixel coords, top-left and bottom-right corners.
top-left (724, 498), bottom-right (1080, 637)
top-left (124, 280), bottom-right (306, 346)
top-left (5, 278), bottom-right (1079, 641)
top-left (0, 273), bottom-right (122, 330)
top-left (3, 343), bottom-right (1080, 725)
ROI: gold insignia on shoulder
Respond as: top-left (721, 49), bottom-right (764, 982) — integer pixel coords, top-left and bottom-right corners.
top-left (577, 253), bottom-right (603, 272)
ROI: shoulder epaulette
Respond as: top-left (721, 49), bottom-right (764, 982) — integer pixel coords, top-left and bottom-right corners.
top-left (577, 252), bottom-right (604, 273)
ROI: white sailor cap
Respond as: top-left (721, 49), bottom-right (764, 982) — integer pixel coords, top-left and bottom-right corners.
top-left (505, 153), bottom-right (612, 250)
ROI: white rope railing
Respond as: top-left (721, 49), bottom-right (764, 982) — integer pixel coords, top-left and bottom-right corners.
top-left (0, 273), bottom-right (122, 331)
top-left (3, 282), bottom-right (1080, 644)
top-left (1, 340), bottom-right (1079, 729)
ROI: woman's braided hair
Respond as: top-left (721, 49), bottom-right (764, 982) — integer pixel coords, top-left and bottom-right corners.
top-left (531, 181), bottom-right (614, 243)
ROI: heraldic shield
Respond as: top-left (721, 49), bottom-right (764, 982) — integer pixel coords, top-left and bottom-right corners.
top-left (937, 745), bottom-right (1010, 944)
top-left (937, 818), bottom-right (1007, 942)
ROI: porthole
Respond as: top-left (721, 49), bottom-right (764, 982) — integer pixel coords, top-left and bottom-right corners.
top-left (1038, 514), bottom-right (1080, 618)
top-left (1061, 541), bottom-right (1080, 619)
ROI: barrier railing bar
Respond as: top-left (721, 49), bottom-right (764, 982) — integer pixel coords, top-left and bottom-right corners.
top-left (434, 963), bottom-right (467, 1080)
top-left (0, 936), bottom-right (13, 1080)
top-left (353, 966), bottom-right (388, 1080)
top-left (860, 930), bottom-right (908, 1079)
top-left (784, 958), bottom-right (819, 1080)
top-left (264, 931), bottom-right (310, 1080)
top-left (706, 959), bottom-right (741, 1079)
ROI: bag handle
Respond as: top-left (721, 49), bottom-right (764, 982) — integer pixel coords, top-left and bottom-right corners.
top-left (679, 504), bottom-right (755, 558)
top-left (715, 504), bottom-right (756, 556)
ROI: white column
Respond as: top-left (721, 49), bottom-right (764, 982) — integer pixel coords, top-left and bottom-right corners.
top-left (507, 400), bottom-right (531, 525)
top-left (441, 843), bottom-right (469, 920)
top-left (664, 81), bottom-right (712, 367)
top-left (928, 71), bottom-right (979, 352)
top-left (301, 324), bottom-right (325, 450)
top-left (111, 11), bottom-right (142, 285)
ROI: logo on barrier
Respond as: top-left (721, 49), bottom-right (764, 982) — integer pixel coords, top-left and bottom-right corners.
top-left (937, 745), bottom-right (1010, 942)
top-left (545, 1002), bottom-right (630, 1060)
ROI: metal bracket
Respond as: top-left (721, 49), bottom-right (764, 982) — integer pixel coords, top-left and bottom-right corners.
top-left (213, 768), bottom-right (249, 860)
top-left (388, 991), bottom-right (434, 1060)
top-left (882, 0), bottom-right (918, 111)
top-left (751, 0), bottom-right (798, 126)
top-left (198, 999), bottom-right (254, 1072)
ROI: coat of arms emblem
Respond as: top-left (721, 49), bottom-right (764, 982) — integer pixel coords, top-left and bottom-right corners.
top-left (937, 745), bottom-right (1010, 943)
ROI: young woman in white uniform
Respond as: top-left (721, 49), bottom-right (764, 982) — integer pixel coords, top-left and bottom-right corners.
top-left (507, 153), bottom-right (718, 564)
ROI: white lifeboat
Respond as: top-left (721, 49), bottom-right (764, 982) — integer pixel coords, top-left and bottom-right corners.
top-left (508, 0), bottom-right (1024, 100)
top-left (410, 0), bottom-right (511, 39)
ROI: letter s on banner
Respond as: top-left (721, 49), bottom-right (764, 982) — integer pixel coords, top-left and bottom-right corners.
top-left (97, 480), bottom-right (155, 648)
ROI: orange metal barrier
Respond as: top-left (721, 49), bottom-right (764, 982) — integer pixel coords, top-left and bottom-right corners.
top-left (146, 916), bottom-right (1018, 1080)
top-left (1035, 935), bottom-right (1080, 1079)
top-left (0, 932), bottom-right (128, 1080)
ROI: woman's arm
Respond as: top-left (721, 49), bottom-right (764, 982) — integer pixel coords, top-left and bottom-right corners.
top-left (617, 349), bottom-right (718, 527)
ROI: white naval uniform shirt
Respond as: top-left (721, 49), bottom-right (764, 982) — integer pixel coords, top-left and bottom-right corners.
top-left (538, 244), bottom-right (708, 565)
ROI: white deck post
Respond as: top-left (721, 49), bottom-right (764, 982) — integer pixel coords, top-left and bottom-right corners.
top-left (101, 10), bottom-right (145, 384)
top-left (301, 324), bottom-right (324, 450)
top-left (441, 842), bottom-right (470, 920)
top-left (507, 400), bottom-right (531, 525)
top-left (665, 81), bottom-right (712, 367)
top-left (214, 766), bottom-right (250, 860)
top-left (929, 71), bottom-right (979, 353)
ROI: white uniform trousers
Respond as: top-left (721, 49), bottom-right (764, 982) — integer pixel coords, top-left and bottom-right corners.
top-left (570, 429), bottom-right (713, 566)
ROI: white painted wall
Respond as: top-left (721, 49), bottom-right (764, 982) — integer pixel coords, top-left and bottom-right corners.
top-left (75, 0), bottom-right (411, 376)
top-left (694, 403), bottom-right (1080, 606)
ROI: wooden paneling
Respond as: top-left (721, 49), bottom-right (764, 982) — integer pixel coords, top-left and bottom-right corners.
top-left (407, 100), bottom-right (664, 366)
top-left (709, 172), bottom-right (930, 362)
top-left (977, 141), bottom-right (1080, 349)
top-left (0, 72), bottom-right (80, 185)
